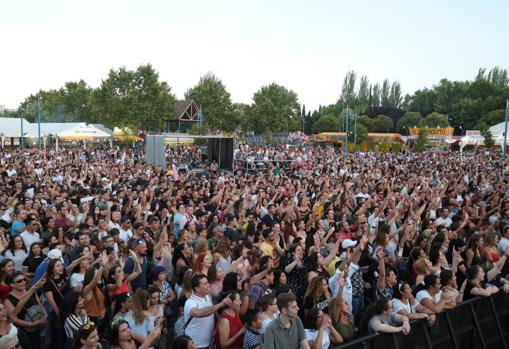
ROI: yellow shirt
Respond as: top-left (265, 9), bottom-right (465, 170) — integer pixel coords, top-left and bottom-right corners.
top-left (260, 241), bottom-right (275, 257)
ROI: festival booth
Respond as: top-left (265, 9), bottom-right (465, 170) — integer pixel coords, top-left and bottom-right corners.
top-left (313, 132), bottom-right (404, 152)
top-left (40, 123), bottom-right (113, 149)
top-left (408, 127), bottom-right (456, 152)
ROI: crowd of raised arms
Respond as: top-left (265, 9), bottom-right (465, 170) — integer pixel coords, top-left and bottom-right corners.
top-left (0, 145), bottom-right (509, 349)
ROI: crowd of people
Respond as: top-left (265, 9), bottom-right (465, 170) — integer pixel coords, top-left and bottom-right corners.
top-left (0, 144), bottom-right (508, 349)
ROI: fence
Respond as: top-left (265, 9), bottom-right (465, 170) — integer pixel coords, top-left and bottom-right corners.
top-left (242, 133), bottom-right (290, 146)
top-left (333, 292), bottom-right (509, 349)
top-left (233, 159), bottom-right (298, 173)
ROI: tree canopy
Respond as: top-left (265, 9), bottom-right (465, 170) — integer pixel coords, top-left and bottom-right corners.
top-left (8, 65), bottom-right (509, 135)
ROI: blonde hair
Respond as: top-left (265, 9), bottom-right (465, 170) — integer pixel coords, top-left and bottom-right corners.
top-left (414, 257), bottom-right (429, 275)
top-left (132, 288), bottom-right (150, 324)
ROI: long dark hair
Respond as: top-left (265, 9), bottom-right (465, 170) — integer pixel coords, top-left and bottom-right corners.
top-left (360, 298), bottom-right (390, 334)
top-left (59, 291), bottom-right (81, 325)
top-left (7, 235), bottom-right (27, 255)
top-left (0, 259), bottom-right (13, 282)
top-left (303, 307), bottom-right (321, 330)
top-left (222, 272), bottom-right (241, 292)
top-left (110, 319), bottom-right (130, 347)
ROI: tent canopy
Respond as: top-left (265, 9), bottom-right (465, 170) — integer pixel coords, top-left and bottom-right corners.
top-left (0, 117), bottom-right (38, 138)
top-left (40, 123), bottom-right (112, 140)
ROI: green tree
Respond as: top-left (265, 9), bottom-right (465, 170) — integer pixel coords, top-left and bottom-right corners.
top-left (397, 112), bottom-right (422, 134)
top-left (91, 65), bottom-right (175, 130)
top-left (357, 114), bottom-right (374, 131)
top-left (185, 72), bottom-right (236, 131)
top-left (350, 123), bottom-right (368, 146)
top-left (340, 71), bottom-right (357, 104)
top-left (418, 112), bottom-right (449, 128)
top-left (312, 115), bottom-right (340, 133)
top-left (407, 88), bottom-right (437, 116)
top-left (370, 83), bottom-right (381, 108)
top-left (415, 128), bottom-right (428, 152)
top-left (381, 79), bottom-right (391, 107)
top-left (478, 109), bottom-right (505, 128)
top-left (388, 81), bottom-right (403, 109)
top-left (479, 122), bottom-right (495, 149)
top-left (371, 114), bottom-right (394, 132)
top-left (187, 124), bottom-right (209, 145)
top-left (357, 76), bottom-right (370, 111)
top-left (246, 83), bottom-right (300, 134)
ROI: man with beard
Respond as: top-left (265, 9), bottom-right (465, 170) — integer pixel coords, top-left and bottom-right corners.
top-left (123, 238), bottom-right (148, 291)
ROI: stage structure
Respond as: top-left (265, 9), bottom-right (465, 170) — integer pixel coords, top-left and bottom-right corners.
top-left (145, 133), bottom-right (234, 170)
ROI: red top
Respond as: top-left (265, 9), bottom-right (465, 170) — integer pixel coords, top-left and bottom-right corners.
top-left (215, 310), bottom-right (244, 349)
top-left (111, 281), bottom-right (130, 296)
top-left (0, 283), bottom-right (12, 302)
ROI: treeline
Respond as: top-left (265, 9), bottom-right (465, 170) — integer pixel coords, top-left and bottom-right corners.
top-left (2, 65), bottom-right (508, 135)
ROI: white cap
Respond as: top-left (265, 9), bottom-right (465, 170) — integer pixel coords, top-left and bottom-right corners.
top-left (47, 249), bottom-right (62, 260)
top-left (342, 239), bottom-right (358, 249)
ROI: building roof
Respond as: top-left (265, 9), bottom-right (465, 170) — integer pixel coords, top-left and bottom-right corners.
top-left (168, 100), bottom-right (204, 122)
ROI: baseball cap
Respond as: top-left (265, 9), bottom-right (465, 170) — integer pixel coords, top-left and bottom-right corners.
top-left (342, 239), bottom-right (358, 249)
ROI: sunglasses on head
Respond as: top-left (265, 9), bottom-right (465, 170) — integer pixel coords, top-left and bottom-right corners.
top-left (82, 321), bottom-right (95, 330)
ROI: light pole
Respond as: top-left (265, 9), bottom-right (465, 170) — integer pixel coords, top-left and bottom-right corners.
top-left (20, 108), bottom-right (25, 149)
top-left (503, 99), bottom-right (509, 160)
top-left (344, 105), bottom-right (349, 153)
top-left (353, 112), bottom-right (357, 152)
top-left (37, 98), bottom-right (42, 149)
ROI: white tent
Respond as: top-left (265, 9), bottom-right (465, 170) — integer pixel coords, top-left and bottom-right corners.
top-left (0, 117), bottom-right (38, 138)
top-left (40, 123), bottom-right (112, 140)
top-left (489, 122), bottom-right (507, 137)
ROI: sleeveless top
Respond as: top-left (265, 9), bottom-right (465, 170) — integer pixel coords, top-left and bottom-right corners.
top-left (215, 311), bottom-right (244, 349)
top-left (0, 283), bottom-right (12, 302)
top-left (85, 286), bottom-right (105, 318)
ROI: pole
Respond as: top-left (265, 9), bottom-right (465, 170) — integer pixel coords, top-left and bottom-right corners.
top-left (503, 99), bottom-right (509, 160)
top-left (344, 105), bottom-right (349, 153)
top-left (353, 112), bottom-right (357, 152)
top-left (20, 109), bottom-right (24, 149)
top-left (37, 98), bottom-right (42, 149)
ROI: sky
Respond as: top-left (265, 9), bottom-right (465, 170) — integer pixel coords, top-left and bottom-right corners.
top-left (1, 0), bottom-right (508, 111)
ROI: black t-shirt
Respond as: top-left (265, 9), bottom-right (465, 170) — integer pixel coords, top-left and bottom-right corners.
top-left (303, 294), bottom-right (330, 314)
top-left (23, 256), bottom-right (44, 273)
top-left (43, 273), bottom-right (69, 304)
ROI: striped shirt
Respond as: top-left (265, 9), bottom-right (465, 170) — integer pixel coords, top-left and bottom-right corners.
top-left (243, 328), bottom-right (263, 349)
top-left (65, 314), bottom-right (90, 339)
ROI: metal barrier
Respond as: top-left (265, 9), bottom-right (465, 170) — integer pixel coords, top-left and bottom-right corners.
top-left (233, 159), bottom-right (299, 173)
top-left (332, 292), bottom-right (509, 349)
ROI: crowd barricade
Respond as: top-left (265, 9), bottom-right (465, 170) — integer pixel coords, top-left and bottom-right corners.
top-left (333, 292), bottom-right (509, 349)
top-left (233, 159), bottom-right (298, 172)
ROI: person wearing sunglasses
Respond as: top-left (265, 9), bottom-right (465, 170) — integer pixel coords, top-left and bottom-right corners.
top-left (4, 272), bottom-right (47, 349)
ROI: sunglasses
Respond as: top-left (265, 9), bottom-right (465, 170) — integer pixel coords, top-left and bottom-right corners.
top-left (111, 317), bottom-right (125, 326)
top-left (82, 321), bottom-right (96, 330)
top-left (13, 279), bottom-right (26, 284)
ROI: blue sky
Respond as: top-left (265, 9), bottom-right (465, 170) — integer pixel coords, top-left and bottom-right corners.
top-left (1, 0), bottom-right (508, 110)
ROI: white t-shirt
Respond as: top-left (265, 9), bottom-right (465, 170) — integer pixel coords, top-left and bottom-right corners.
top-left (118, 228), bottom-right (133, 244)
top-left (184, 294), bottom-right (215, 348)
top-left (416, 290), bottom-right (442, 304)
top-left (391, 298), bottom-right (416, 315)
top-left (70, 273), bottom-right (85, 291)
top-left (435, 216), bottom-right (452, 228)
top-left (303, 328), bottom-right (330, 349)
top-left (20, 231), bottom-right (41, 248)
